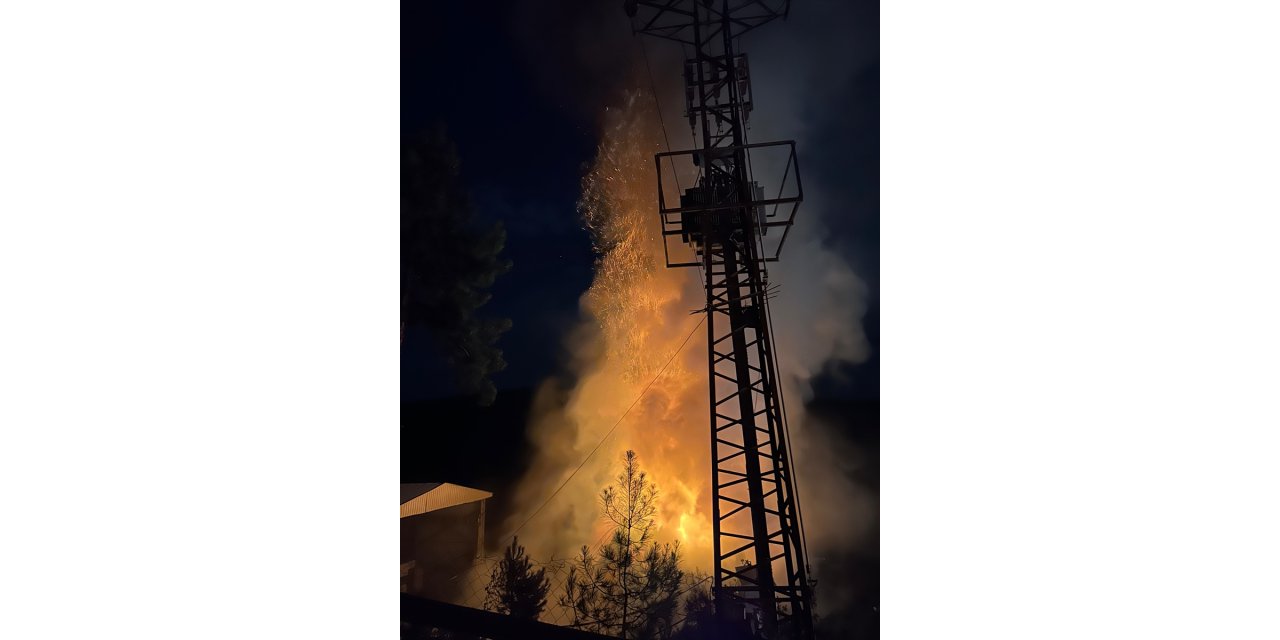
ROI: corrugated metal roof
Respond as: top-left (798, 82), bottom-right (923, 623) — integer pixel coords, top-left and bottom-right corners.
top-left (400, 482), bottom-right (492, 519)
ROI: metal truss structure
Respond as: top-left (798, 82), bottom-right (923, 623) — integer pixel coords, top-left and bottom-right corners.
top-left (625, 2), bottom-right (813, 638)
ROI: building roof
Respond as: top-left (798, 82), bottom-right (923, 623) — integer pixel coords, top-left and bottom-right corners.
top-left (400, 482), bottom-right (492, 519)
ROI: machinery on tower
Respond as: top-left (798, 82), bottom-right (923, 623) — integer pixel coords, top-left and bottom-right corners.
top-left (625, 2), bottom-right (813, 639)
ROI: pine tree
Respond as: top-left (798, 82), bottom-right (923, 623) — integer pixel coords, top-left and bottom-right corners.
top-left (401, 128), bottom-right (512, 405)
top-left (561, 450), bottom-right (685, 639)
top-left (483, 537), bottom-right (550, 620)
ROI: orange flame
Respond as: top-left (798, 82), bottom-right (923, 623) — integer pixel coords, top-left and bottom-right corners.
top-left (505, 91), bottom-right (714, 573)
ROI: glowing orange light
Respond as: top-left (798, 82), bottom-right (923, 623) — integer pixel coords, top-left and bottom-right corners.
top-left (504, 90), bottom-right (713, 574)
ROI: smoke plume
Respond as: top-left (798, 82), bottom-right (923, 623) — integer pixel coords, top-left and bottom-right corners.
top-left (504, 90), bottom-right (715, 570)
top-left (502, 0), bottom-right (878, 619)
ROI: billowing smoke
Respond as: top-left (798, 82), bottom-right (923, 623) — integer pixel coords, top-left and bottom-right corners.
top-left (729, 4), bottom-right (880, 623)
top-left (502, 90), bottom-right (716, 570)
top-left (501, 0), bottom-right (877, 620)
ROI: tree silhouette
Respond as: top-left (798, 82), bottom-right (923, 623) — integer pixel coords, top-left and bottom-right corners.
top-left (560, 450), bottom-right (685, 639)
top-left (670, 578), bottom-right (716, 640)
top-left (669, 575), bottom-right (756, 640)
top-left (401, 127), bottom-right (512, 405)
top-left (483, 537), bottom-right (550, 620)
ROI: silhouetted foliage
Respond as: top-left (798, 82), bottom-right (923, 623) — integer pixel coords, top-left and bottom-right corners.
top-left (402, 127), bottom-right (512, 405)
top-left (483, 536), bottom-right (551, 620)
top-left (667, 575), bottom-right (762, 640)
top-left (670, 578), bottom-right (715, 640)
top-left (561, 450), bottom-right (685, 639)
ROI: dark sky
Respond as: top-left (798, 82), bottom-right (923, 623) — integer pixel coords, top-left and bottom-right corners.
top-left (401, 0), bottom-right (878, 403)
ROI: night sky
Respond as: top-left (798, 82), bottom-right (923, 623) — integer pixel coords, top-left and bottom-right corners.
top-left (401, 0), bottom-right (878, 405)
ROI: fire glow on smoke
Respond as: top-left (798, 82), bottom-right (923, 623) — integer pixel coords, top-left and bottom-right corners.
top-left (504, 91), bottom-right (717, 572)
top-left (504, 83), bottom-right (876, 595)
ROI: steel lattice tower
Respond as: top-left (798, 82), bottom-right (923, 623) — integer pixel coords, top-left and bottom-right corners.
top-left (625, 2), bottom-right (813, 638)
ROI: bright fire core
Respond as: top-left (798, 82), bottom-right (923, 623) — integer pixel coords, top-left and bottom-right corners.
top-left (504, 89), bottom-right (715, 574)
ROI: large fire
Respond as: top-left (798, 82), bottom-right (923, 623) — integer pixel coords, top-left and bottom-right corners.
top-left (485, 77), bottom-right (877, 625)
top-left (503, 90), bottom-right (715, 573)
